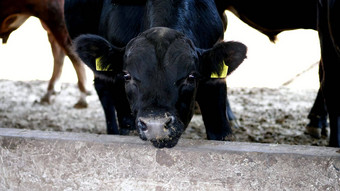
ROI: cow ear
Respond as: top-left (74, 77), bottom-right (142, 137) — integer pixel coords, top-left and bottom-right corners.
top-left (74, 34), bottom-right (125, 80)
top-left (199, 41), bottom-right (247, 78)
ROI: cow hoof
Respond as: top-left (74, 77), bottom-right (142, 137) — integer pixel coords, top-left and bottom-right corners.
top-left (40, 89), bottom-right (60, 105)
top-left (305, 125), bottom-right (322, 138)
top-left (74, 92), bottom-right (89, 109)
top-left (73, 99), bottom-right (88, 109)
top-left (40, 94), bottom-right (52, 105)
top-left (40, 97), bottom-right (51, 104)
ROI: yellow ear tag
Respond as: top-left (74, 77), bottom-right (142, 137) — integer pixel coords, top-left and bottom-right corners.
top-left (95, 57), bottom-right (112, 71)
top-left (211, 61), bottom-right (228, 78)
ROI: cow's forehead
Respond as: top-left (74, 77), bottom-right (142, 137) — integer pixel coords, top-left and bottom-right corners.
top-left (124, 33), bottom-right (198, 81)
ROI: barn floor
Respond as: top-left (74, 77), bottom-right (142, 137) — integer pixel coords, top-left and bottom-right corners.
top-left (0, 79), bottom-right (329, 146)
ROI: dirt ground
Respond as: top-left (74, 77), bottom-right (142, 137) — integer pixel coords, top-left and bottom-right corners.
top-left (0, 79), bottom-right (329, 147)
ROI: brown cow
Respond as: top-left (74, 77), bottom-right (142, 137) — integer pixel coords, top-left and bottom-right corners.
top-left (0, 0), bottom-right (89, 108)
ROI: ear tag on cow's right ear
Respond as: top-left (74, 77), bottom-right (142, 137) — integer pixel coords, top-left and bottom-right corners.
top-left (211, 61), bottom-right (228, 78)
top-left (96, 56), bottom-right (112, 71)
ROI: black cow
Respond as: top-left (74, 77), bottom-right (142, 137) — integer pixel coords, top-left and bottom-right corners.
top-left (66, 0), bottom-right (247, 148)
top-left (215, 0), bottom-right (340, 147)
top-left (214, 0), bottom-right (327, 137)
top-left (317, 0), bottom-right (340, 147)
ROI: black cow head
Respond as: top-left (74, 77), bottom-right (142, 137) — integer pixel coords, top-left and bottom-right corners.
top-left (75, 27), bottom-right (247, 148)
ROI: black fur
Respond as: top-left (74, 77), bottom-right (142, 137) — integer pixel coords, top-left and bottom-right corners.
top-left (214, 0), bottom-right (340, 147)
top-left (67, 0), bottom-right (247, 148)
top-left (74, 34), bottom-right (124, 81)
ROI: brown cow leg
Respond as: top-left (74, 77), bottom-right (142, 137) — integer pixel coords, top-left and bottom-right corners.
top-left (40, 28), bottom-right (65, 104)
top-left (40, 20), bottom-right (89, 108)
top-left (68, 52), bottom-right (89, 109)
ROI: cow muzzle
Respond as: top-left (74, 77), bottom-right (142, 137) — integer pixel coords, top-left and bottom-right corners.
top-left (137, 114), bottom-right (182, 148)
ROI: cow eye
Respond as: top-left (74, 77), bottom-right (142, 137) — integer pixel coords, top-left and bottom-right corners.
top-left (123, 73), bottom-right (131, 81)
top-left (187, 73), bottom-right (196, 83)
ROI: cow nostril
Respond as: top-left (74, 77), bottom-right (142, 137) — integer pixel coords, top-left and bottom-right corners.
top-left (164, 117), bottom-right (173, 129)
top-left (138, 120), bottom-right (148, 131)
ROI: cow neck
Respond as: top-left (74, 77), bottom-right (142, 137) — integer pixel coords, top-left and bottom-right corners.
top-left (143, 0), bottom-right (189, 31)
top-left (142, 0), bottom-right (224, 49)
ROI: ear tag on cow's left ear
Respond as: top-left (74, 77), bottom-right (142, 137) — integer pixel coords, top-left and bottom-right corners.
top-left (211, 61), bottom-right (228, 78)
top-left (96, 56), bottom-right (112, 71)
